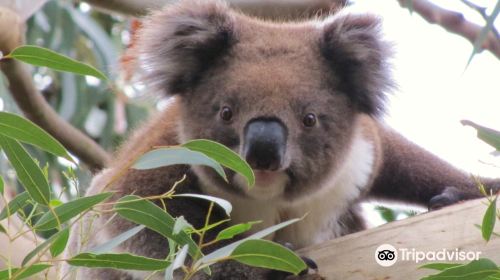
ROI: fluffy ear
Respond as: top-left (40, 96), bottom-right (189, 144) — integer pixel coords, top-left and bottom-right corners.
top-left (320, 13), bottom-right (393, 116)
top-left (138, 0), bottom-right (235, 95)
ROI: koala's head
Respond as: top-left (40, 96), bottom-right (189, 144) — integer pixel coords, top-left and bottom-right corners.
top-left (138, 0), bottom-right (392, 201)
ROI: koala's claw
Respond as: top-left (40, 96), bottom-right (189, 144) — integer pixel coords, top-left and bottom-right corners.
top-left (429, 186), bottom-right (465, 210)
top-left (299, 256), bottom-right (319, 275)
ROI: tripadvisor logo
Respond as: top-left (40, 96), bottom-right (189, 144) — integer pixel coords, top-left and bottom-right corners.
top-left (375, 244), bottom-right (398, 267)
top-left (375, 244), bottom-right (482, 267)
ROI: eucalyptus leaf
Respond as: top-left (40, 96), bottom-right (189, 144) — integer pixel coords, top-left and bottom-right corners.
top-left (50, 227), bottom-right (70, 257)
top-left (420, 263), bottom-right (462, 271)
top-left (197, 218), bottom-right (301, 267)
top-left (0, 112), bottom-right (73, 161)
top-left (0, 176), bottom-right (4, 195)
top-left (421, 258), bottom-right (499, 280)
top-left (7, 45), bottom-right (107, 80)
top-left (114, 195), bottom-right (200, 258)
top-left (88, 225), bottom-right (145, 254)
top-left (173, 216), bottom-right (193, 235)
top-left (165, 244), bottom-right (189, 280)
top-left (174, 194), bottom-right (232, 216)
top-left (133, 147), bottom-right (226, 181)
top-left (466, 1), bottom-right (500, 67)
top-left (0, 135), bottom-right (50, 205)
top-left (0, 264), bottom-right (52, 280)
top-left (230, 239), bottom-right (306, 275)
top-left (216, 221), bottom-right (260, 241)
top-left (0, 192), bottom-right (30, 221)
top-left (183, 139), bottom-right (255, 187)
top-left (35, 192), bottom-right (112, 231)
top-left (462, 120), bottom-right (500, 151)
top-left (22, 227), bottom-right (70, 266)
top-left (482, 197), bottom-right (497, 242)
top-left (67, 253), bottom-right (170, 271)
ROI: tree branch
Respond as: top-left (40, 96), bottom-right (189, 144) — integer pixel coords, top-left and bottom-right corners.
top-left (398, 0), bottom-right (500, 59)
top-left (0, 7), bottom-right (110, 172)
top-left (81, 0), bottom-right (347, 19)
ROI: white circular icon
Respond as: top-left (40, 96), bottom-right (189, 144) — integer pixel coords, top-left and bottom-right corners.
top-left (375, 244), bottom-right (398, 267)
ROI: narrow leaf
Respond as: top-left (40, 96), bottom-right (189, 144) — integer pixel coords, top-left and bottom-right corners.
top-left (88, 225), bottom-right (145, 254)
top-left (0, 176), bottom-right (4, 195)
top-left (216, 221), bottom-right (260, 241)
top-left (231, 239), bottom-right (306, 275)
top-left (421, 259), bottom-right (499, 280)
top-left (35, 192), bottom-right (112, 231)
top-left (133, 147), bottom-right (226, 181)
top-left (462, 120), bottom-right (500, 151)
top-left (466, 1), bottom-right (500, 67)
top-left (174, 194), bottom-right (232, 216)
top-left (0, 192), bottom-right (30, 221)
top-left (482, 197), bottom-right (497, 242)
top-left (197, 218), bottom-right (301, 267)
top-left (114, 195), bottom-right (200, 258)
top-left (0, 135), bottom-right (50, 205)
top-left (7, 45), bottom-right (107, 80)
top-left (0, 264), bottom-right (52, 280)
top-left (0, 112), bottom-right (73, 161)
top-left (165, 244), bottom-right (189, 280)
top-left (67, 253), bottom-right (170, 271)
top-left (420, 263), bottom-right (462, 271)
top-left (183, 139), bottom-right (255, 187)
top-left (22, 227), bottom-right (70, 266)
top-left (173, 216), bottom-right (193, 235)
top-left (50, 227), bottom-right (70, 257)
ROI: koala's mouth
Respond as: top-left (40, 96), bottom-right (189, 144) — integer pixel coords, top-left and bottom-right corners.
top-left (253, 170), bottom-right (283, 186)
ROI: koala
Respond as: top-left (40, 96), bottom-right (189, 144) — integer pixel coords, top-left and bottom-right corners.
top-left (65, 1), bottom-right (500, 279)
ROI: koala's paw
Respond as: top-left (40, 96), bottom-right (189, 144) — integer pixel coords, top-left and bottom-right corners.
top-left (429, 186), bottom-right (469, 210)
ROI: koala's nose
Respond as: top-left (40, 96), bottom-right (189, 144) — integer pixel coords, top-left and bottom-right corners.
top-left (243, 119), bottom-right (287, 171)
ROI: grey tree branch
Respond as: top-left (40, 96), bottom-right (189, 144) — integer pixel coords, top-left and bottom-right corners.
top-left (398, 0), bottom-right (500, 59)
top-left (0, 7), bottom-right (111, 172)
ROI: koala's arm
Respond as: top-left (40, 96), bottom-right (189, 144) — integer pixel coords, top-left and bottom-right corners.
top-left (367, 125), bottom-right (500, 208)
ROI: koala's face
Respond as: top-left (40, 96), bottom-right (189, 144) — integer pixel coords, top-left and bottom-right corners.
top-left (139, 0), bottom-right (392, 201)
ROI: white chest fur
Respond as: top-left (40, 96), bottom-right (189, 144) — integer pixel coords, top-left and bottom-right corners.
top-left (201, 132), bottom-right (375, 249)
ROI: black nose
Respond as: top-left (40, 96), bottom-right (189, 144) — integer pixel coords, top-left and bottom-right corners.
top-left (243, 119), bottom-right (287, 171)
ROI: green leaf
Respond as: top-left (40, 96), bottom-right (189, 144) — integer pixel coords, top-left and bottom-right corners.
top-left (482, 197), bottom-right (497, 242)
top-left (0, 192), bottom-right (30, 221)
top-left (50, 227), bottom-right (70, 257)
top-left (35, 192), bottom-right (112, 231)
top-left (133, 147), bottom-right (226, 181)
top-left (0, 224), bottom-right (5, 234)
top-left (421, 259), bottom-right (499, 280)
top-left (174, 194), bottom-right (232, 216)
top-left (7, 45), bottom-right (107, 80)
top-left (88, 225), bottom-right (145, 254)
top-left (165, 244), bottom-right (189, 280)
top-left (0, 264), bottom-right (52, 280)
top-left (0, 176), bottom-right (4, 195)
top-left (231, 239), bottom-right (306, 275)
top-left (466, 1), bottom-right (500, 68)
top-left (173, 216), bottom-right (193, 235)
top-left (67, 253), bottom-right (170, 271)
top-left (216, 221), bottom-right (260, 241)
top-left (420, 263), bottom-right (463, 271)
top-left (0, 112), bottom-right (73, 161)
top-left (114, 195), bottom-right (200, 258)
top-left (197, 218), bottom-right (302, 267)
top-left (462, 120), bottom-right (500, 151)
top-left (22, 227), bottom-right (70, 266)
top-left (0, 135), bottom-right (51, 205)
top-left (183, 139), bottom-right (255, 187)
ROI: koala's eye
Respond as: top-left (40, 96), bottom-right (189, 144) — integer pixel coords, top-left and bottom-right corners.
top-left (303, 113), bottom-right (316, 127)
top-left (220, 106), bottom-right (233, 122)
